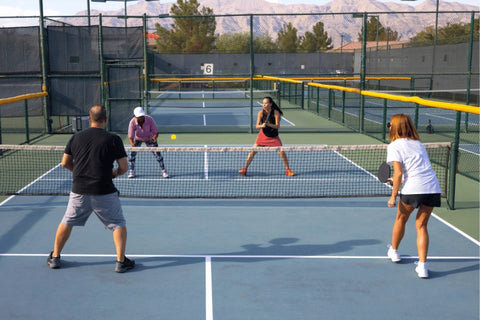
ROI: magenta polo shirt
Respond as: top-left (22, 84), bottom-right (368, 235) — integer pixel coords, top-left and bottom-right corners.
top-left (128, 115), bottom-right (159, 142)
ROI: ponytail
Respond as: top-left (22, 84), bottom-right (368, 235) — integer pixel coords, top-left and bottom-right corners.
top-left (264, 96), bottom-right (283, 116)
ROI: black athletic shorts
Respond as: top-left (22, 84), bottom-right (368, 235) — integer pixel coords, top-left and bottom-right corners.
top-left (400, 193), bottom-right (441, 208)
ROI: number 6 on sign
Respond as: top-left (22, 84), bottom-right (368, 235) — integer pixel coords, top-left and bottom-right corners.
top-left (203, 63), bottom-right (214, 75)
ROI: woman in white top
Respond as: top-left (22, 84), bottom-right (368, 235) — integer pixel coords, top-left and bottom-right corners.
top-left (385, 114), bottom-right (441, 279)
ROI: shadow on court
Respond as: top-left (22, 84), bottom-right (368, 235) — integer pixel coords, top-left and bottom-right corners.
top-left (130, 238), bottom-right (381, 270)
top-left (0, 196), bottom-right (478, 320)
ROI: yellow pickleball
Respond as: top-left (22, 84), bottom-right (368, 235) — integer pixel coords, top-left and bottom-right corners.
top-left (171, 134), bottom-right (177, 140)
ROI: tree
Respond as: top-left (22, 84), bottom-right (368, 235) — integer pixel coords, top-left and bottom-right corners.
top-left (299, 21), bottom-right (333, 52)
top-left (215, 33), bottom-right (250, 53)
top-left (215, 32), bottom-right (278, 53)
top-left (253, 33), bottom-right (278, 53)
top-left (155, 0), bottom-right (216, 53)
top-left (276, 22), bottom-right (299, 53)
top-left (358, 17), bottom-right (400, 42)
top-left (411, 19), bottom-right (479, 45)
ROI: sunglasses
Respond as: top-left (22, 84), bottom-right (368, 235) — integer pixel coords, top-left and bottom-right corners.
top-left (386, 122), bottom-right (391, 128)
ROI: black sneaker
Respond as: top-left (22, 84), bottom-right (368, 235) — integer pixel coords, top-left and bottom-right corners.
top-left (115, 257), bottom-right (135, 273)
top-left (47, 251), bottom-right (61, 269)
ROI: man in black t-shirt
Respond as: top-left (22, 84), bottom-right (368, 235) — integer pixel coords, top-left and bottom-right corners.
top-left (47, 105), bottom-right (135, 273)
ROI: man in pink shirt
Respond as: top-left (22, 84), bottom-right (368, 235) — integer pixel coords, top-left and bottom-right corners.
top-left (127, 107), bottom-right (169, 178)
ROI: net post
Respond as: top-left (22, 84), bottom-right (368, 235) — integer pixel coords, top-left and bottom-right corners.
top-left (447, 112), bottom-right (462, 210)
top-left (276, 81), bottom-right (281, 106)
top-left (382, 99), bottom-right (387, 141)
top-left (212, 80), bottom-right (215, 99)
top-left (292, 82), bottom-right (296, 104)
top-left (301, 81), bottom-right (305, 110)
top-left (307, 83), bottom-right (312, 110)
top-left (24, 100), bottom-right (30, 143)
top-left (447, 145), bottom-right (457, 210)
top-left (327, 89), bottom-right (332, 119)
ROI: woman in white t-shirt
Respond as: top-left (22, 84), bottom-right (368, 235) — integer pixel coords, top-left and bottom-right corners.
top-left (385, 114), bottom-right (441, 279)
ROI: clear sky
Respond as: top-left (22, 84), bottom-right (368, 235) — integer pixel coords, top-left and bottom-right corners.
top-left (0, 0), bottom-right (478, 17)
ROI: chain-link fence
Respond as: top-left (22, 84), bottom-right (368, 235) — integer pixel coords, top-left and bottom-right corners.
top-left (0, 10), bottom-right (478, 169)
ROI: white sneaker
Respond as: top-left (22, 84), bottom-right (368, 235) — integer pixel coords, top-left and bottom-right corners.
top-left (387, 245), bottom-right (401, 263)
top-left (162, 169), bottom-right (169, 178)
top-left (128, 169), bottom-right (135, 178)
top-left (415, 262), bottom-right (429, 279)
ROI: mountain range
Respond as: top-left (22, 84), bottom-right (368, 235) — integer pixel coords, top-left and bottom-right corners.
top-left (74, 0), bottom-right (478, 47)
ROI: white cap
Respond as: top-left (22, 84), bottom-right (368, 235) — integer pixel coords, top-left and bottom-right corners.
top-left (133, 107), bottom-right (146, 117)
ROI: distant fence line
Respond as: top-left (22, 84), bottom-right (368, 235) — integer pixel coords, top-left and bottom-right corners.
top-left (0, 11), bottom-right (478, 133)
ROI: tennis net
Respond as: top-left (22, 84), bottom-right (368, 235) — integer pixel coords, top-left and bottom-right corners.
top-left (0, 143), bottom-right (451, 199)
top-left (148, 78), bottom-right (278, 108)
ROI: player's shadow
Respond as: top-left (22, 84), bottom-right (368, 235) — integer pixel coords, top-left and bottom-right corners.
top-left (133, 237), bottom-right (381, 271)
top-left (416, 260), bottom-right (479, 279)
top-left (49, 259), bottom-right (116, 269)
top-left (235, 237), bottom-right (381, 257)
top-left (0, 196), bottom-right (59, 261)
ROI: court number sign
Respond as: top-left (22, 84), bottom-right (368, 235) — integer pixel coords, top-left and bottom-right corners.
top-left (203, 63), bottom-right (214, 75)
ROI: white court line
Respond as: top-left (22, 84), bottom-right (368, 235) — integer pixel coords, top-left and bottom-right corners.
top-left (0, 162), bottom-right (64, 206)
top-left (432, 213), bottom-right (480, 246)
top-left (0, 195), bottom-right (16, 206)
top-left (16, 163), bottom-right (63, 193)
top-left (203, 114), bottom-right (207, 126)
top-left (281, 116), bottom-right (295, 126)
top-left (113, 178), bottom-right (359, 181)
top-left (205, 256), bottom-right (213, 320)
top-left (3, 250), bottom-right (478, 320)
top-left (424, 112), bottom-right (457, 123)
top-left (459, 145), bottom-right (480, 156)
top-left (1, 253), bottom-right (478, 259)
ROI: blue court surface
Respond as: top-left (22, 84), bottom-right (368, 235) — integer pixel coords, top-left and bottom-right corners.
top-left (148, 105), bottom-right (295, 128)
top-left (147, 90), bottom-right (296, 128)
top-left (0, 196), bottom-right (478, 320)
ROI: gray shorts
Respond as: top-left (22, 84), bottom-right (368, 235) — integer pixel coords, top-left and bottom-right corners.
top-left (62, 192), bottom-right (126, 231)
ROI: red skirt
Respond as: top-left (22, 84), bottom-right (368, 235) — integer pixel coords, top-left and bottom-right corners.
top-left (255, 129), bottom-right (283, 146)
